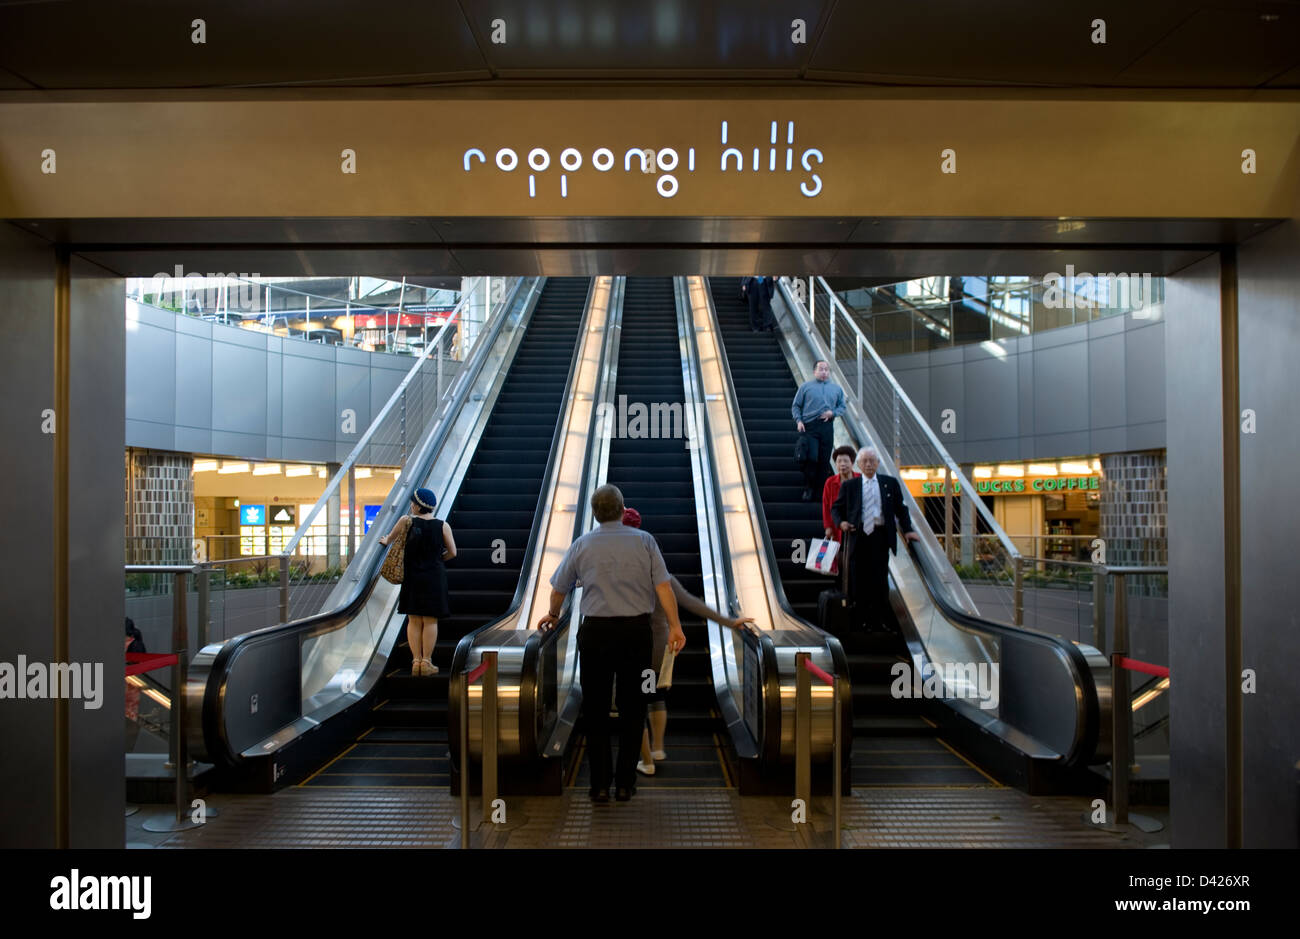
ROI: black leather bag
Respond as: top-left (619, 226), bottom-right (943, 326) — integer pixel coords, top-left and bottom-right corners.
top-left (794, 432), bottom-right (813, 464)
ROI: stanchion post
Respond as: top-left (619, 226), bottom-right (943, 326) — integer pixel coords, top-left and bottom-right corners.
top-left (460, 669), bottom-right (470, 849)
top-left (171, 571), bottom-right (189, 823)
top-left (1013, 556), bottom-right (1025, 627)
top-left (482, 651), bottom-right (498, 826)
top-left (196, 566), bottom-right (210, 650)
top-left (832, 675), bottom-right (842, 850)
top-left (1092, 565), bottom-right (1107, 652)
top-left (795, 652), bottom-right (811, 825)
top-left (278, 555), bottom-right (289, 624)
top-left (1112, 572), bottom-right (1130, 826)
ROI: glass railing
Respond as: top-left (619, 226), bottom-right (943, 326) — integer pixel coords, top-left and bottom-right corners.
top-left (803, 273), bottom-right (1164, 357)
top-left (125, 274), bottom-right (482, 356)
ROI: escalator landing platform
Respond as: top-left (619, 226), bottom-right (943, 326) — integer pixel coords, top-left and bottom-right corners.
top-left (125, 787), bottom-right (1168, 849)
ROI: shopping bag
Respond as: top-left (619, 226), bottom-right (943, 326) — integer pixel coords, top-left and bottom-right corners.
top-left (805, 537), bottom-right (840, 575)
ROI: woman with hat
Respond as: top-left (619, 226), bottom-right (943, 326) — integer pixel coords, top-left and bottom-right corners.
top-left (380, 487), bottom-right (456, 676)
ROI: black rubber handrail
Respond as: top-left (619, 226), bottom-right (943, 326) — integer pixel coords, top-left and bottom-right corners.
top-left (446, 277), bottom-right (598, 772)
top-left (197, 277), bottom-right (532, 766)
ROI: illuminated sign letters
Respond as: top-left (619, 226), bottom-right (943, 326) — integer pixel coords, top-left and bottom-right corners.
top-left (462, 120), bottom-right (824, 200)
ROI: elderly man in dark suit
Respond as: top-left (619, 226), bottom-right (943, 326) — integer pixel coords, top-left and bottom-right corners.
top-left (831, 446), bottom-right (922, 632)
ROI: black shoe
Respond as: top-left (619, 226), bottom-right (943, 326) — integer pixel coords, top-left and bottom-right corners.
top-left (801, 488), bottom-right (813, 501)
top-left (615, 786), bottom-right (636, 802)
top-left (590, 788), bottom-right (611, 804)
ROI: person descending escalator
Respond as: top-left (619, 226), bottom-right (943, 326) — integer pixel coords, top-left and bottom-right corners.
top-left (380, 487), bottom-right (457, 676)
top-left (792, 359), bottom-right (846, 502)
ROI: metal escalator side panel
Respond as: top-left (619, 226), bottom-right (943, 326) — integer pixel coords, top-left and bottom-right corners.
top-left (693, 276), bottom-right (846, 765)
top-left (191, 277), bottom-right (543, 766)
top-left (448, 276), bottom-right (608, 766)
top-left (769, 275), bottom-right (1109, 767)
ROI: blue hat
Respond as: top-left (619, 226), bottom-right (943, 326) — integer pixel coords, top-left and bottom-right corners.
top-left (412, 488), bottom-right (437, 510)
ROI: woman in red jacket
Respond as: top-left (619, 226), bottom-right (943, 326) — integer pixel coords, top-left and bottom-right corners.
top-left (821, 446), bottom-right (860, 573)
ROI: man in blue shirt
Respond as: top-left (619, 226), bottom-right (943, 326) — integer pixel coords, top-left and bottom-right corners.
top-left (791, 359), bottom-right (847, 501)
top-left (538, 484), bottom-right (685, 803)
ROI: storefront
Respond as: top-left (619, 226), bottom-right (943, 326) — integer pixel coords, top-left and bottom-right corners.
top-left (902, 459), bottom-right (1102, 561)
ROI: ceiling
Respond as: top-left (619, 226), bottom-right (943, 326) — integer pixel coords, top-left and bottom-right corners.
top-left (2, 0), bottom-right (1298, 90)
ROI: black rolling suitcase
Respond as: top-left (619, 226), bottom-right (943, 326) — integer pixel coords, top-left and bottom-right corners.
top-left (817, 532), bottom-right (858, 637)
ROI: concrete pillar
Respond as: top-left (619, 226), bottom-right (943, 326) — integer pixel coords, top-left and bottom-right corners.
top-left (0, 226), bottom-right (124, 847)
top-left (1098, 450), bottom-right (1167, 571)
top-left (124, 448), bottom-right (194, 565)
top-left (959, 462), bottom-right (976, 567)
top-left (326, 461), bottom-right (342, 570)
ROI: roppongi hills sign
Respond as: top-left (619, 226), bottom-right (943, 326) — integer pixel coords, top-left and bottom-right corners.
top-left (462, 119), bottom-right (826, 201)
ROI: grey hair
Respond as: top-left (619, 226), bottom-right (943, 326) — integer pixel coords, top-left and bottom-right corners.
top-left (591, 484), bottom-right (626, 523)
top-left (856, 446), bottom-right (880, 464)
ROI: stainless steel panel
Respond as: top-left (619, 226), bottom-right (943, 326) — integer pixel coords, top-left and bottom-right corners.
top-left (210, 339), bottom-right (269, 436)
top-left (1124, 321), bottom-right (1166, 427)
top-left (963, 353), bottom-right (1018, 444)
top-left (174, 331), bottom-right (211, 433)
top-left (1164, 252), bottom-right (1226, 847)
top-left (1088, 331), bottom-right (1127, 432)
top-left (1032, 344), bottom-right (1089, 434)
top-left (126, 318), bottom-right (177, 425)
top-left (1236, 221), bottom-right (1300, 847)
top-left (279, 353), bottom-right (333, 441)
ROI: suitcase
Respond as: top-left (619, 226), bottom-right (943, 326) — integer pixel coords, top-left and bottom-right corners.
top-left (817, 532), bottom-right (859, 636)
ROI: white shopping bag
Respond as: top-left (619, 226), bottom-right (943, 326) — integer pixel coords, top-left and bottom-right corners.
top-left (657, 647), bottom-right (675, 689)
top-left (805, 537), bottom-right (840, 575)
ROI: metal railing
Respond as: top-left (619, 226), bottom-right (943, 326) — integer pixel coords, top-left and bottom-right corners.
top-left (779, 276), bottom-right (1024, 623)
top-left (126, 274), bottom-right (471, 356)
top-left (817, 273), bottom-right (1164, 356)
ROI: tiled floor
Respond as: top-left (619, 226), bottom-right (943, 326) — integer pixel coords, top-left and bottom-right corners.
top-left (128, 785), bottom-right (1168, 849)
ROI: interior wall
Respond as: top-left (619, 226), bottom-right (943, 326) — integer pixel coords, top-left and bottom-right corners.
top-left (1235, 221), bottom-right (1300, 848)
top-left (1164, 253), bottom-right (1227, 848)
top-left (0, 226), bottom-right (123, 848)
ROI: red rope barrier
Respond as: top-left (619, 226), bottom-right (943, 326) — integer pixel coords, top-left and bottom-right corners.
top-left (1117, 656), bottom-right (1170, 679)
top-left (125, 652), bottom-right (178, 677)
top-left (466, 660), bottom-right (490, 684)
top-left (802, 658), bottom-right (835, 687)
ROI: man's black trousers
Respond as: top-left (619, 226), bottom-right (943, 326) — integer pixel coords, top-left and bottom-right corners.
top-left (801, 419), bottom-right (835, 491)
top-left (848, 527), bottom-right (894, 631)
top-left (578, 614), bottom-right (652, 793)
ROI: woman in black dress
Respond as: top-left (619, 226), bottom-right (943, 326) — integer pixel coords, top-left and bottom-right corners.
top-left (379, 487), bottom-right (456, 676)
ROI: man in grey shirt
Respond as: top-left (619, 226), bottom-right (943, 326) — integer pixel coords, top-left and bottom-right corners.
top-left (538, 484), bottom-right (685, 803)
top-left (792, 359), bottom-right (847, 501)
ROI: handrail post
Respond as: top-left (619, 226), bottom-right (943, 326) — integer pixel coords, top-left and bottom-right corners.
top-left (795, 651), bottom-right (811, 827)
top-left (1013, 556), bottom-right (1025, 627)
top-left (482, 651), bottom-right (499, 827)
top-left (832, 673), bottom-right (842, 850)
top-left (855, 334), bottom-right (863, 405)
top-left (829, 301), bottom-right (836, 359)
top-left (1112, 572), bottom-right (1131, 826)
top-left (278, 554), bottom-right (289, 624)
top-left (943, 466), bottom-right (955, 564)
top-left (196, 566), bottom-right (210, 650)
top-left (1092, 565), bottom-right (1108, 652)
top-left (460, 670), bottom-right (471, 849)
top-left (171, 571), bottom-right (189, 822)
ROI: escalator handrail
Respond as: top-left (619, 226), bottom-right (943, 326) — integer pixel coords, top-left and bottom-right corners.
top-left (778, 277), bottom-right (1105, 765)
top-left (196, 276), bottom-right (535, 766)
top-left (701, 278), bottom-right (854, 753)
top-left (448, 277), bottom-right (601, 763)
top-left (904, 539), bottom-right (1103, 765)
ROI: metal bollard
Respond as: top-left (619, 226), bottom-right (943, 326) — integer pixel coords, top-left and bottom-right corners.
top-left (1092, 565), bottom-right (1107, 652)
top-left (459, 668), bottom-right (471, 849)
top-left (832, 674), bottom-right (842, 850)
top-left (1111, 573), bottom-right (1131, 825)
top-left (794, 652), bottom-right (812, 824)
top-left (482, 652), bottom-right (498, 826)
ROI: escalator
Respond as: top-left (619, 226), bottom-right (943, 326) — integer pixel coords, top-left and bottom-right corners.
top-left (298, 277), bottom-right (591, 788)
top-left (580, 276), bottom-right (731, 791)
top-left (706, 277), bottom-right (972, 786)
top-left (190, 276), bottom-right (594, 789)
top-left (708, 276), bottom-right (1107, 792)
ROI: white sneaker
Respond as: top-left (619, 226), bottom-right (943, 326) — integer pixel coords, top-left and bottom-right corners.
top-left (635, 760), bottom-right (656, 776)
top-left (650, 749), bottom-right (667, 761)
